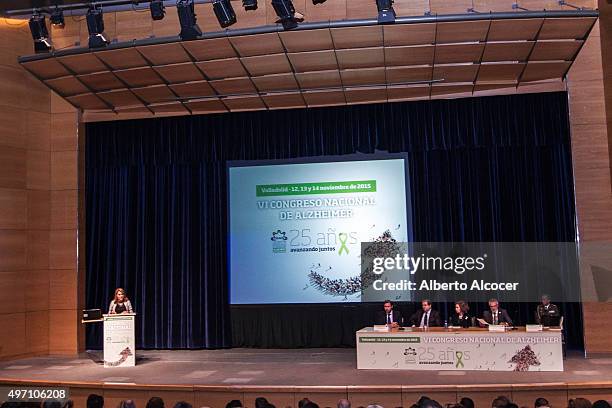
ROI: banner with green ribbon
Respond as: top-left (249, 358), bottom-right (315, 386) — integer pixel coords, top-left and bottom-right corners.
top-left (338, 233), bottom-right (349, 255)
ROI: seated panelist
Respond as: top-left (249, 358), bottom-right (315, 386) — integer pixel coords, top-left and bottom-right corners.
top-left (482, 298), bottom-right (513, 326)
top-left (450, 300), bottom-right (472, 328)
top-left (375, 299), bottom-right (402, 327)
top-left (535, 294), bottom-right (561, 326)
top-left (410, 299), bottom-right (441, 327)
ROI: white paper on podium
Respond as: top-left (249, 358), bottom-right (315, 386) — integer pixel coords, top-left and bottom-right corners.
top-left (103, 314), bottom-right (136, 368)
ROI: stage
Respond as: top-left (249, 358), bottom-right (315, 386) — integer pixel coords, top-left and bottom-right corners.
top-left (1, 349), bottom-right (612, 408)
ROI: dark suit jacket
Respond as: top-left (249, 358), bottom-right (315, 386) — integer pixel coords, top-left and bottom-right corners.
top-left (409, 309), bottom-right (441, 327)
top-left (450, 313), bottom-right (472, 328)
top-left (535, 303), bottom-right (560, 325)
top-left (375, 310), bottom-right (403, 325)
top-left (483, 308), bottom-right (513, 326)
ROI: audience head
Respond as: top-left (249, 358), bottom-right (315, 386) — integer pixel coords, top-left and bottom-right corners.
top-left (226, 400), bottom-right (243, 408)
top-left (43, 401), bottom-right (62, 408)
top-left (302, 402), bottom-right (319, 408)
top-left (338, 399), bottom-right (351, 408)
top-left (592, 401), bottom-right (611, 408)
top-left (147, 397), bottom-right (165, 408)
top-left (421, 300), bottom-right (432, 312)
top-left (492, 396), bottom-right (510, 408)
top-left (460, 397), bottom-right (474, 408)
top-left (62, 401), bottom-right (74, 408)
top-left (119, 401), bottom-right (136, 408)
top-left (366, 405), bottom-right (384, 408)
top-left (299, 398), bottom-right (311, 408)
top-left (87, 394), bottom-right (104, 408)
top-left (383, 300), bottom-right (393, 313)
top-left (569, 399), bottom-right (592, 408)
top-left (459, 397), bottom-right (474, 408)
top-left (173, 403), bottom-right (192, 408)
top-left (417, 399), bottom-right (441, 408)
top-left (535, 398), bottom-right (550, 408)
top-left (417, 396), bottom-right (432, 407)
top-left (256, 398), bottom-right (271, 408)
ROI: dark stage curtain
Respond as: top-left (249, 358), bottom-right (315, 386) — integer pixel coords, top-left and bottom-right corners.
top-left (85, 91), bottom-right (581, 350)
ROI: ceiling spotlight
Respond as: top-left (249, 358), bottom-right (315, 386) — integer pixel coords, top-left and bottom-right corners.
top-left (150, 0), bottom-right (166, 20)
top-left (50, 7), bottom-right (65, 28)
top-left (213, 0), bottom-right (237, 27)
top-left (271, 0), bottom-right (303, 29)
top-left (243, 0), bottom-right (258, 10)
top-left (375, 0), bottom-right (396, 23)
top-left (86, 6), bottom-right (110, 48)
top-left (28, 13), bottom-right (52, 53)
top-left (177, 0), bottom-right (202, 40)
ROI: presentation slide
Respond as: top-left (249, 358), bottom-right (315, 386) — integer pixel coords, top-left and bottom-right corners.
top-left (229, 156), bottom-right (410, 304)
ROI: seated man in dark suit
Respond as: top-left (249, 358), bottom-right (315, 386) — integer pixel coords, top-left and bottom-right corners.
top-left (482, 298), bottom-right (513, 326)
top-left (375, 299), bottom-right (403, 327)
top-left (409, 299), bottom-right (441, 327)
top-left (535, 294), bottom-right (561, 326)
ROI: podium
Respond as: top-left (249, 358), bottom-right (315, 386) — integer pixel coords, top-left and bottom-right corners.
top-left (103, 313), bottom-right (136, 367)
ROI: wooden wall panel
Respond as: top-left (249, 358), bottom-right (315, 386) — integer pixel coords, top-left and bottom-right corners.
top-left (244, 391), bottom-right (295, 408)
top-left (403, 386), bottom-right (457, 406)
top-left (0, 188), bottom-right (27, 229)
top-left (26, 149), bottom-right (50, 191)
top-left (195, 389), bottom-right (245, 408)
top-left (26, 229), bottom-right (49, 270)
top-left (347, 387), bottom-right (403, 408)
top-left (49, 230), bottom-right (77, 270)
top-left (50, 150), bottom-right (77, 191)
top-left (567, 383), bottom-right (612, 402)
top-left (27, 190), bottom-right (50, 229)
top-left (26, 310), bottom-right (49, 355)
top-left (0, 312), bottom-right (27, 359)
top-left (116, 10), bottom-right (154, 43)
top-left (1, 17), bottom-right (54, 361)
top-left (25, 269), bottom-right (50, 312)
top-left (566, 11), bottom-right (612, 354)
top-left (26, 111), bottom-right (51, 151)
top-left (511, 384), bottom-right (569, 408)
top-left (457, 385), bottom-right (512, 408)
top-left (48, 309), bottom-right (78, 354)
top-left (0, 146), bottom-right (26, 189)
top-left (49, 269), bottom-right (78, 310)
top-left (0, 106), bottom-right (27, 149)
top-left (0, 230), bottom-right (27, 271)
top-left (0, 271), bottom-right (26, 313)
top-left (51, 112), bottom-right (78, 151)
top-left (50, 190), bottom-right (78, 230)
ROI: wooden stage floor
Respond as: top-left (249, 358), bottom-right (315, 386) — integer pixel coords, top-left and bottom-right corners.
top-left (2, 349), bottom-right (612, 408)
top-left (1, 348), bottom-right (611, 386)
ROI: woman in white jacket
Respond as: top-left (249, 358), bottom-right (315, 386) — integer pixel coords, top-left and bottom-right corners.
top-left (108, 287), bottom-right (134, 314)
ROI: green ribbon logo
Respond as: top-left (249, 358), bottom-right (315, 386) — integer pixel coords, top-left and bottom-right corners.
top-left (338, 233), bottom-right (349, 255)
top-left (455, 351), bottom-right (465, 368)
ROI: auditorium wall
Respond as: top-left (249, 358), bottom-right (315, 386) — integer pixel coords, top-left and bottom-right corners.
top-left (0, 19), bottom-right (80, 360)
top-left (0, 0), bottom-right (611, 358)
top-left (566, 0), bottom-right (612, 355)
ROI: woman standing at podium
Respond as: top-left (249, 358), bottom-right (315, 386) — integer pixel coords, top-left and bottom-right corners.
top-left (109, 288), bottom-right (134, 314)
